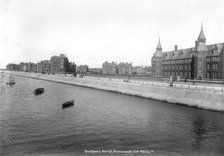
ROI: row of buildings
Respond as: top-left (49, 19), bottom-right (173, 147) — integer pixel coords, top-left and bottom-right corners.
top-left (7, 59), bottom-right (151, 76)
top-left (7, 24), bottom-right (223, 80)
top-left (102, 61), bottom-right (151, 76)
top-left (151, 25), bottom-right (224, 80)
top-left (6, 54), bottom-right (77, 74)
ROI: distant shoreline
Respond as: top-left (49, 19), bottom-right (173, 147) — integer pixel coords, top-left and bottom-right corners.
top-left (4, 71), bottom-right (224, 112)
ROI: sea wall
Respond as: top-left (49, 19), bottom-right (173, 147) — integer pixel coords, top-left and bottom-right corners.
top-left (8, 71), bottom-right (224, 112)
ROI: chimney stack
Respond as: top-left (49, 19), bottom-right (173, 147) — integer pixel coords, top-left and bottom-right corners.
top-left (175, 45), bottom-right (178, 51)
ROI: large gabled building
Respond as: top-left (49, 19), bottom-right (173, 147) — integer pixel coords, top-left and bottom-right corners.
top-left (151, 38), bottom-right (163, 77)
top-left (50, 54), bottom-right (76, 74)
top-left (50, 54), bottom-right (70, 74)
top-left (117, 62), bottom-right (132, 75)
top-left (102, 61), bottom-right (118, 75)
top-left (151, 25), bottom-right (224, 80)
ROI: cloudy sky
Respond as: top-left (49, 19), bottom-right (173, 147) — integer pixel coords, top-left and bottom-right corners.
top-left (0, 0), bottom-right (223, 68)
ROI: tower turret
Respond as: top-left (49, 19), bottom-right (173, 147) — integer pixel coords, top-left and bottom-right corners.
top-left (196, 23), bottom-right (208, 52)
top-left (154, 37), bottom-right (163, 57)
top-left (195, 23), bottom-right (208, 79)
top-left (151, 37), bottom-right (163, 77)
top-left (197, 23), bottom-right (206, 43)
top-left (156, 37), bottom-right (162, 51)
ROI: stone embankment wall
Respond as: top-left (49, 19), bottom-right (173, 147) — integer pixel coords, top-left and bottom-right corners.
top-left (9, 71), bottom-right (224, 112)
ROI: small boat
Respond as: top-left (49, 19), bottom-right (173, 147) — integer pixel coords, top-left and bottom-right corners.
top-left (34, 88), bottom-right (44, 95)
top-left (62, 100), bottom-right (74, 109)
top-left (6, 75), bottom-right (15, 85)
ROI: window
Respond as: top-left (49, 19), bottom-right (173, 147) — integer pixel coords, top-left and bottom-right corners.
top-left (213, 63), bottom-right (218, 70)
top-left (199, 59), bottom-right (202, 67)
top-left (180, 72), bottom-right (183, 77)
top-left (180, 65), bottom-right (183, 70)
top-left (207, 72), bottom-right (209, 79)
top-left (198, 69), bottom-right (202, 75)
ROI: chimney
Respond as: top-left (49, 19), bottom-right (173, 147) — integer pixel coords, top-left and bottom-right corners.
top-left (175, 45), bottom-right (178, 51)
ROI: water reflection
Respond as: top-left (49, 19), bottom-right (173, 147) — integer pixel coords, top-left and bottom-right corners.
top-left (191, 113), bottom-right (207, 150)
top-left (189, 110), bottom-right (224, 154)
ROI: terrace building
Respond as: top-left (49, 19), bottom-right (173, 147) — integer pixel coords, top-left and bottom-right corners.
top-left (50, 54), bottom-right (70, 74)
top-left (18, 63), bottom-right (25, 71)
top-left (6, 63), bottom-right (19, 71)
top-left (102, 61), bottom-right (117, 75)
top-left (117, 62), bottom-right (132, 75)
top-left (41, 60), bottom-right (51, 74)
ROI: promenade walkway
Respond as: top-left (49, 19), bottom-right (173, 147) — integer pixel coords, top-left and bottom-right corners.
top-left (84, 75), bottom-right (224, 93)
top-left (2, 71), bottom-right (224, 93)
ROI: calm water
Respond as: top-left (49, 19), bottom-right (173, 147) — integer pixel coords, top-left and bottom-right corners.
top-left (0, 74), bottom-right (224, 155)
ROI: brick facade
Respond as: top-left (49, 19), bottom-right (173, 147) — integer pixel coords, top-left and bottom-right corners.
top-left (151, 25), bottom-right (224, 80)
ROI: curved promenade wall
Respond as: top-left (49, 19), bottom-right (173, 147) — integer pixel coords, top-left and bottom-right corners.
top-left (9, 72), bottom-right (224, 112)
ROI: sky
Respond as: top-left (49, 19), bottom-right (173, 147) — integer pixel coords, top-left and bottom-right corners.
top-left (0, 0), bottom-right (224, 68)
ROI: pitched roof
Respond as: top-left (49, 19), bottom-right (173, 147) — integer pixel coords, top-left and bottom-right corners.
top-left (163, 47), bottom-right (194, 60)
top-left (162, 43), bottom-right (224, 60)
top-left (153, 37), bottom-right (163, 57)
top-left (207, 43), bottom-right (224, 55)
top-left (198, 24), bottom-right (206, 41)
top-left (156, 38), bottom-right (162, 50)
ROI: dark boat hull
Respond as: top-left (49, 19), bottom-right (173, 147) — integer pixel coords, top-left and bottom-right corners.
top-left (6, 82), bottom-right (15, 85)
top-left (34, 88), bottom-right (44, 95)
top-left (62, 100), bottom-right (74, 109)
